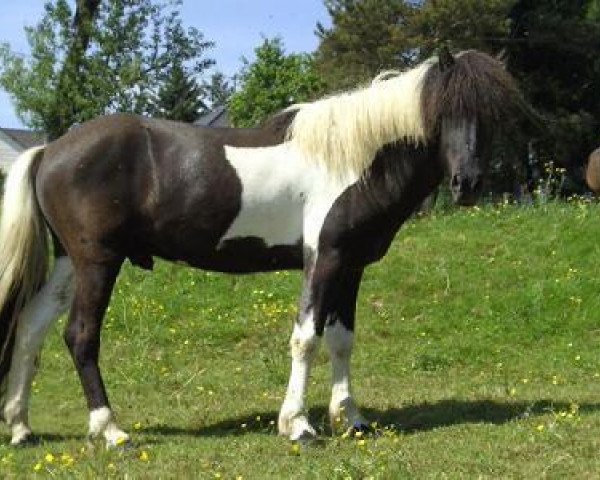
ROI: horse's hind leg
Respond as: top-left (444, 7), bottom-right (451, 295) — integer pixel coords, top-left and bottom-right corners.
top-left (64, 259), bottom-right (128, 447)
top-left (4, 256), bottom-right (74, 445)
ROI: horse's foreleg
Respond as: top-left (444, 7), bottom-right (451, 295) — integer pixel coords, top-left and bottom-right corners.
top-left (4, 257), bottom-right (74, 445)
top-left (278, 249), bottom-right (335, 441)
top-left (279, 250), bottom-right (358, 441)
top-left (278, 302), bottom-right (320, 441)
top-left (323, 269), bottom-right (367, 433)
top-left (64, 260), bottom-right (128, 447)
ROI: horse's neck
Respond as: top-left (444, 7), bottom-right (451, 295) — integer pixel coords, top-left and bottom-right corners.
top-left (360, 142), bottom-right (443, 221)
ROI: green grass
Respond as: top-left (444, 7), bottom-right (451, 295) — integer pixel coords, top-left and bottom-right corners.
top-left (3, 201), bottom-right (600, 478)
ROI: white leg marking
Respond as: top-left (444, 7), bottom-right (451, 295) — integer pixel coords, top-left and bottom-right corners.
top-left (324, 321), bottom-right (366, 431)
top-left (278, 312), bottom-right (320, 440)
top-left (4, 257), bottom-right (74, 445)
top-left (89, 407), bottom-right (130, 447)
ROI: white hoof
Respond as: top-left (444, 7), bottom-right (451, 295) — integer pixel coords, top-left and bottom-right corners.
top-left (10, 423), bottom-right (33, 446)
top-left (278, 410), bottom-right (317, 441)
top-left (88, 407), bottom-right (130, 448)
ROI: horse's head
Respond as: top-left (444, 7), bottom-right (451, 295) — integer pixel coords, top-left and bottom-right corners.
top-left (440, 116), bottom-right (487, 206)
top-left (421, 48), bottom-right (529, 206)
top-left (431, 48), bottom-right (491, 206)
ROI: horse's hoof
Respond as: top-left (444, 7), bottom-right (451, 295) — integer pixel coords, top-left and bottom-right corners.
top-left (346, 422), bottom-right (374, 438)
top-left (10, 432), bottom-right (39, 447)
top-left (290, 428), bottom-right (317, 445)
top-left (108, 437), bottom-right (134, 450)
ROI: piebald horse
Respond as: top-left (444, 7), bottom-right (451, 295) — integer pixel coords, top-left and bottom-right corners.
top-left (0, 49), bottom-right (527, 446)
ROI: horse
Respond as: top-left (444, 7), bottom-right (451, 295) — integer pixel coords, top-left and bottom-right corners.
top-left (586, 147), bottom-right (600, 194)
top-left (0, 49), bottom-right (528, 446)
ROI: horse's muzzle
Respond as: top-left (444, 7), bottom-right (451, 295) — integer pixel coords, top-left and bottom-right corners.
top-left (450, 172), bottom-right (483, 206)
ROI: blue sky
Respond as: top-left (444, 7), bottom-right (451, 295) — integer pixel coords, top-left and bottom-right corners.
top-left (0, 1), bottom-right (330, 129)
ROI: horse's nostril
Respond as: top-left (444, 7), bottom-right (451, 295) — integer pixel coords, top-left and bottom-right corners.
top-left (451, 175), bottom-right (461, 188)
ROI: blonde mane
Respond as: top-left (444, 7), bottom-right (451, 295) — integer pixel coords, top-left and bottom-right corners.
top-left (286, 60), bottom-right (434, 178)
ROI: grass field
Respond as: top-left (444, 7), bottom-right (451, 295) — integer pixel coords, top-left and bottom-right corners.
top-left (2, 201), bottom-right (600, 478)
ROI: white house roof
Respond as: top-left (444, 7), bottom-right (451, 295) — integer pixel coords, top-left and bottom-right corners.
top-left (0, 128), bottom-right (45, 149)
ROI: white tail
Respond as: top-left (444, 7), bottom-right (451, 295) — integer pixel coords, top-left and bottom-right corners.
top-left (0, 146), bottom-right (48, 374)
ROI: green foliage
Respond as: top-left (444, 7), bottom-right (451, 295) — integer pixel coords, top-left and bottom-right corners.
top-left (151, 62), bottom-right (206, 123)
top-left (2, 203), bottom-right (600, 476)
top-left (315, 0), bottom-right (417, 90)
top-left (0, 0), bottom-right (214, 138)
top-left (412, 0), bottom-right (516, 55)
top-left (228, 38), bottom-right (324, 128)
top-left (506, 1), bottom-right (600, 163)
top-left (202, 71), bottom-right (235, 108)
top-left (588, 0), bottom-right (600, 20)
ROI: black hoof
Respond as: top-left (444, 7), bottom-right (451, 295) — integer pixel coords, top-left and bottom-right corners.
top-left (347, 422), bottom-right (379, 438)
top-left (352, 421), bottom-right (372, 433)
top-left (113, 438), bottom-right (135, 450)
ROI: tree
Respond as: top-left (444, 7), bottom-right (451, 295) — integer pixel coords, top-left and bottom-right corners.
top-left (505, 0), bottom-right (600, 168)
top-left (315, 0), bottom-right (417, 90)
top-left (228, 38), bottom-right (324, 128)
top-left (411, 0), bottom-right (516, 56)
top-left (151, 61), bottom-right (206, 122)
top-left (0, 0), bottom-right (214, 139)
top-left (203, 71), bottom-right (235, 108)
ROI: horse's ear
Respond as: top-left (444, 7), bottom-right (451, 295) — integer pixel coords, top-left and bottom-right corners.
top-left (496, 48), bottom-right (508, 67)
top-left (438, 46), bottom-right (455, 72)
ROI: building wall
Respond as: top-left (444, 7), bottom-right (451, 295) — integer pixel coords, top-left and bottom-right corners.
top-left (0, 131), bottom-right (22, 174)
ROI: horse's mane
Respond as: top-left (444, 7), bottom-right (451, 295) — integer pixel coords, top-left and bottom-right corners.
top-left (286, 50), bottom-right (525, 178)
top-left (286, 61), bottom-right (432, 178)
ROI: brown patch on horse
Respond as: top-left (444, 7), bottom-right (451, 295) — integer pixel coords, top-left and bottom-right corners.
top-left (421, 50), bottom-right (526, 138)
top-left (586, 148), bottom-right (600, 194)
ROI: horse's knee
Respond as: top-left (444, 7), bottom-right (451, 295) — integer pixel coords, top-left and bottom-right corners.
top-left (63, 321), bottom-right (78, 353)
top-left (290, 334), bottom-right (319, 360)
top-left (63, 322), bottom-right (96, 366)
top-left (3, 397), bottom-right (23, 425)
top-left (324, 322), bottom-right (354, 358)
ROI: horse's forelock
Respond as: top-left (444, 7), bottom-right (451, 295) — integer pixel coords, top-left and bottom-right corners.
top-left (421, 50), bottom-right (524, 139)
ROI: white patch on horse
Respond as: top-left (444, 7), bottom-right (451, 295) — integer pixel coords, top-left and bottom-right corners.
top-left (221, 144), bottom-right (358, 250)
top-left (324, 321), bottom-right (366, 430)
top-left (278, 310), bottom-right (320, 440)
top-left (4, 257), bottom-right (74, 445)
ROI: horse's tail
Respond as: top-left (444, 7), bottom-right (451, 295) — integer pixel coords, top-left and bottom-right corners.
top-left (0, 146), bottom-right (48, 407)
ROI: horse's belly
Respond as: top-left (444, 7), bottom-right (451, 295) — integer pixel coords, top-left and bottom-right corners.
top-left (219, 194), bottom-right (303, 247)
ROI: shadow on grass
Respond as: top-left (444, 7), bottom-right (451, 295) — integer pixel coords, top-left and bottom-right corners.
top-left (2, 399), bottom-right (599, 446)
top-left (0, 432), bottom-right (84, 446)
top-left (141, 398), bottom-right (600, 440)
